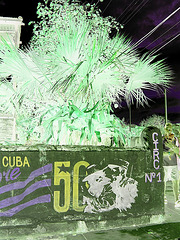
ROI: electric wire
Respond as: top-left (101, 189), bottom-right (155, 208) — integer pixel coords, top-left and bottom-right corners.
top-left (152, 31), bottom-right (180, 52)
top-left (121, 0), bottom-right (147, 24)
top-left (145, 20), bottom-right (180, 49)
top-left (117, 0), bottom-right (140, 22)
top-left (123, 0), bottom-right (150, 25)
top-left (133, 7), bottom-right (180, 48)
top-left (94, 0), bottom-right (101, 9)
top-left (150, 32), bottom-right (180, 55)
top-left (90, 0), bottom-right (179, 55)
top-left (102, 0), bottom-right (113, 14)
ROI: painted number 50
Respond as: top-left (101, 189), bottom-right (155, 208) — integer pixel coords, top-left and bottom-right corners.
top-left (54, 161), bottom-right (89, 213)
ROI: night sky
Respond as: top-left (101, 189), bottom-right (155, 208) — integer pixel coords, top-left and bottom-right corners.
top-left (0, 0), bottom-right (179, 124)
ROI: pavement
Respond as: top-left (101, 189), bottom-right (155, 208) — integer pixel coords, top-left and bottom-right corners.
top-left (64, 189), bottom-right (180, 240)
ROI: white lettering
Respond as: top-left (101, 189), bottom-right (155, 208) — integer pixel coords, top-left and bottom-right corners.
top-left (153, 150), bottom-right (159, 160)
top-left (152, 132), bottom-right (158, 142)
top-left (145, 173), bottom-right (153, 183)
top-left (156, 172), bottom-right (162, 182)
top-left (146, 132), bottom-right (161, 183)
top-left (153, 160), bottom-right (160, 170)
top-left (152, 132), bottom-right (160, 171)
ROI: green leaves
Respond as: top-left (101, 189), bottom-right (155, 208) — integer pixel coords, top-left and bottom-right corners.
top-left (80, 127), bottom-right (86, 144)
top-left (29, 0), bottom-right (172, 108)
top-left (95, 131), bottom-right (101, 142)
top-left (0, 0), bottom-right (173, 145)
top-left (30, 100), bottom-right (126, 146)
top-left (69, 102), bottom-right (84, 118)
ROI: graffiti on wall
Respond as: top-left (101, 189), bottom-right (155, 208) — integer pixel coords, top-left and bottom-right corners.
top-left (82, 161), bottom-right (138, 213)
top-left (0, 156), bottom-right (52, 217)
top-left (0, 133), bottom-right (163, 219)
top-left (142, 127), bottom-right (163, 184)
top-left (53, 159), bottom-right (138, 213)
top-left (0, 157), bottom-right (139, 217)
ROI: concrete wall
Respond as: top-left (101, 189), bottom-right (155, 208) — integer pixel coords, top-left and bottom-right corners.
top-left (0, 114), bottom-right (14, 142)
top-left (0, 127), bottom-right (164, 239)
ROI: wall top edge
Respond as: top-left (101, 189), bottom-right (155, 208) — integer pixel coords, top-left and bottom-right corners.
top-left (0, 144), bottom-right (147, 152)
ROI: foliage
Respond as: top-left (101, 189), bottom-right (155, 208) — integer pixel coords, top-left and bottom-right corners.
top-left (0, 0), bottom-right (173, 145)
top-left (140, 114), bottom-right (167, 134)
top-left (39, 101), bottom-right (126, 145)
top-left (140, 115), bottom-right (179, 141)
top-left (29, 0), bottom-right (121, 52)
top-left (28, 0), bottom-right (172, 107)
top-left (172, 124), bottom-right (180, 142)
top-left (123, 125), bottom-right (145, 147)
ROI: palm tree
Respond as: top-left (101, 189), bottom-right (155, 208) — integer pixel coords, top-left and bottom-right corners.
top-left (0, 0), bottom-right (173, 145)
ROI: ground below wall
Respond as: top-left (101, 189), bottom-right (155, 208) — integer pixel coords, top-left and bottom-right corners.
top-left (0, 214), bottom-right (165, 240)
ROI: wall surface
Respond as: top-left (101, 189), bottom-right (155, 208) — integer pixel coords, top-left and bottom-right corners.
top-left (0, 114), bottom-right (14, 142)
top-left (0, 127), bottom-right (164, 239)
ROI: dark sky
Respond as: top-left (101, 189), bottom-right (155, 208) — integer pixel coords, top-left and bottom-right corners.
top-left (0, 0), bottom-right (179, 124)
top-left (101, 0), bottom-right (180, 124)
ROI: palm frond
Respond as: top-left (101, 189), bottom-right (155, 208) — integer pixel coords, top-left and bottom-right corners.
top-left (0, 0), bottom-right (173, 145)
top-left (123, 53), bottom-right (173, 105)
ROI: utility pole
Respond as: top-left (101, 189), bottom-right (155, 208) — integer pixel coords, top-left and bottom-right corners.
top-left (129, 104), bottom-right (132, 132)
top-left (164, 89), bottom-right (168, 125)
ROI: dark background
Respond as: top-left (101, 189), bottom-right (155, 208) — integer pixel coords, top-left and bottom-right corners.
top-left (0, 0), bottom-right (179, 124)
